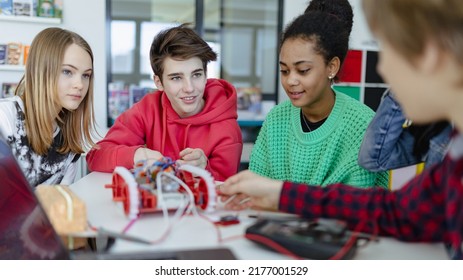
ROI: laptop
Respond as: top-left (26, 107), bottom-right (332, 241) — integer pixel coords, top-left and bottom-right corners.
top-left (0, 134), bottom-right (236, 260)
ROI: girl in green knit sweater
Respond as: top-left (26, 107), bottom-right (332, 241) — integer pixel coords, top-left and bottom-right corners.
top-left (249, 0), bottom-right (388, 188)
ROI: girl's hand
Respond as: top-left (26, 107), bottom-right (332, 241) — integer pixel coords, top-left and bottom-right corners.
top-left (219, 170), bottom-right (283, 211)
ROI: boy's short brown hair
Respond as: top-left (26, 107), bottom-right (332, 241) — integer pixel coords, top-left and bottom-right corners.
top-left (149, 23), bottom-right (217, 82)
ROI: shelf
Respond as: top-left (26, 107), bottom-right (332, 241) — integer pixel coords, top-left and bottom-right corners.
top-left (0, 15), bottom-right (61, 24)
top-left (0, 65), bottom-right (25, 72)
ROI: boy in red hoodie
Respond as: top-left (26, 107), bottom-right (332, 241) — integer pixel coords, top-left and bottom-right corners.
top-left (86, 24), bottom-right (243, 181)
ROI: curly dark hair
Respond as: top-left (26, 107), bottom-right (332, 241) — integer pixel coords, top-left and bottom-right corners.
top-left (281, 0), bottom-right (353, 75)
top-left (304, 0), bottom-right (353, 35)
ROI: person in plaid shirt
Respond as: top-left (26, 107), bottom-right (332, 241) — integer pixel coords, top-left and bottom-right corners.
top-left (220, 0), bottom-right (463, 259)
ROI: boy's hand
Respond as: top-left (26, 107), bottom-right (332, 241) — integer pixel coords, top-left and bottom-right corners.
top-left (178, 148), bottom-right (208, 169)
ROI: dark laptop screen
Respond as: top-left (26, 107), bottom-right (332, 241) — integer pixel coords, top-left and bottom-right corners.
top-left (0, 137), bottom-right (68, 260)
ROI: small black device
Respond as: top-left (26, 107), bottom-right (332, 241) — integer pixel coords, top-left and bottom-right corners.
top-left (245, 218), bottom-right (364, 260)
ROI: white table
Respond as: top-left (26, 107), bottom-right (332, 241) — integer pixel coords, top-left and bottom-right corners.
top-left (70, 172), bottom-right (449, 260)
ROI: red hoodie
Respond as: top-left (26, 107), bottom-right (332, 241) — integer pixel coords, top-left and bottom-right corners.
top-left (86, 79), bottom-right (243, 181)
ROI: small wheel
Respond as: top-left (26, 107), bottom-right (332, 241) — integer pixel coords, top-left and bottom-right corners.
top-left (178, 165), bottom-right (217, 212)
top-left (114, 167), bottom-right (140, 219)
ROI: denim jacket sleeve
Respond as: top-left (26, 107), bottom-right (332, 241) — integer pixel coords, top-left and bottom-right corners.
top-left (426, 124), bottom-right (453, 167)
top-left (358, 90), bottom-right (421, 171)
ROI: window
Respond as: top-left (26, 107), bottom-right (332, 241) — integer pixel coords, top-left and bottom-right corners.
top-left (111, 20), bottom-right (136, 74)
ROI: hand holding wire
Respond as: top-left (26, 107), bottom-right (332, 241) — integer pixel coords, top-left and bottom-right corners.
top-left (134, 147), bottom-right (163, 166)
top-left (218, 192), bottom-right (252, 209)
top-left (218, 170), bottom-right (283, 211)
top-left (178, 148), bottom-right (208, 169)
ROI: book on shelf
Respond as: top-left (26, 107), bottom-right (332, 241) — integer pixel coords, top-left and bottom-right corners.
top-left (53, 0), bottom-right (61, 19)
top-left (12, 0), bottom-right (34, 16)
top-left (0, 44), bottom-right (7, 65)
top-left (37, 0), bottom-right (54, 17)
top-left (129, 85), bottom-right (153, 107)
top-left (0, 0), bottom-right (13, 15)
top-left (6, 42), bottom-right (22, 65)
top-left (1, 82), bottom-right (18, 98)
top-left (107, 88), bottom-right (130, 126)
top-left (23, 45), bottom-right (30, 65)
top-left (236, 86), bottom-right (262, 115)
top-left (106, 83), bottom-right (155, 126)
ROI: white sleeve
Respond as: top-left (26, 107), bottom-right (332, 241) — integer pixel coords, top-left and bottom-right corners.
top-left (60, 161), bottom-right (78, 185)
top-left (0, 99), bottom-right (17, 138)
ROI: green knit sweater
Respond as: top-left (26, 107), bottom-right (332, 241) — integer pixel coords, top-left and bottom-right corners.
top-left (249, 91), bottom-right (389, 188)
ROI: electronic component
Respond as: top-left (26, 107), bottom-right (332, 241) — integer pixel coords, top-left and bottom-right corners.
top-left (214, 215), bottom-right (240, 226)
top-left (245, 218), bottom-right (365, 260)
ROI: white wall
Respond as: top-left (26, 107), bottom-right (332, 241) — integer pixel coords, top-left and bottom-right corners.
top-left (63, 0), bottom-right (107, 136)
top-left (0, 0), bottom-right (107, 137)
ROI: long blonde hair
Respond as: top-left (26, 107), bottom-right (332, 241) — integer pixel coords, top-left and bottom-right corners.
top-left (15, 27), bottom-right (96, 155)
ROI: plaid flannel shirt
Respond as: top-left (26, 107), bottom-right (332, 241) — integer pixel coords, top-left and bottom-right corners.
top-left (280, 133), bottom-right (463, 259)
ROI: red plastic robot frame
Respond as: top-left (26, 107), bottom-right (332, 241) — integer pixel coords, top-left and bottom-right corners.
top-left (104, 157), bottom-right (217, 219)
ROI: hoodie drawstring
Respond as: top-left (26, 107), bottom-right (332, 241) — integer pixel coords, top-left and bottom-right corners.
top-left (162, 104), bottom-right (191, 156)
top-left (183, 124), bottom-right (191, 149)
top-left (161, 107), bottom-right (167, 153)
